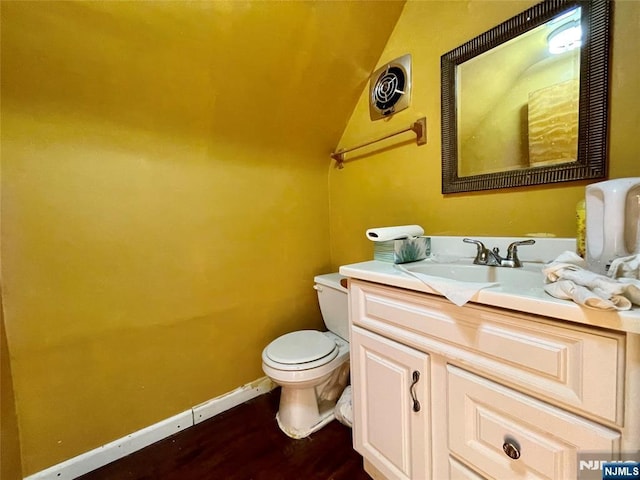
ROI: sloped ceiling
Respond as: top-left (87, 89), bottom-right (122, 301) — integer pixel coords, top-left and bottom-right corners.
top-left (1, 0), bottom-right (406, 157)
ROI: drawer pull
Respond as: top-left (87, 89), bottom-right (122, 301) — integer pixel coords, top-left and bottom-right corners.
top-left (410, 370), bottom-right (421, 412)
top-left (502, 440), bottom-right (521, 460)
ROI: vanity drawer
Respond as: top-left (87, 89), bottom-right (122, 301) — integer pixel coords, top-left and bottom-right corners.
top-left (447, 365), bottom-right (620, 480)
top-left (449, 457), bottom-right (486, 480)
top-left (350, 280), bottom-right (625, 424)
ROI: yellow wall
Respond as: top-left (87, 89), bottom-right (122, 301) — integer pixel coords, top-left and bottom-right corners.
top-left (1, 73), bottom-right (23, 478)
top-left (0, 1), bottom-right (403, 475)
top-left (1, 294), bottom-right (23, 480)
top-left (3, 0), bottom-right (638, 476)
top-left (329, 0), bottom-right (640, 269)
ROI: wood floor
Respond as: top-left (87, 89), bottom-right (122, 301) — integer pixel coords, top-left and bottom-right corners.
top-left (78, 388), bottom-right (370, 480)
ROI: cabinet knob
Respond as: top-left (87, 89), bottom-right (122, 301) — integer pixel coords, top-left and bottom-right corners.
top-left (502, 441), bottom-right (521, 460)
top-left (410, 370), bottom-right (420, 412)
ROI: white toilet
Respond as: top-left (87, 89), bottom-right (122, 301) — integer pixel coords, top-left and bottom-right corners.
top-left (261, 273), bottom-right (350, 439)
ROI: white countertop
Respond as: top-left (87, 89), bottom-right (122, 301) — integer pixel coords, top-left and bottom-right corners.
top-left (339, 236), bottom-right (640, 334)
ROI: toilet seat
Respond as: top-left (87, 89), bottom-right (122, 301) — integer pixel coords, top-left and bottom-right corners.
top-left (264, 330), bottom-right (338, 371)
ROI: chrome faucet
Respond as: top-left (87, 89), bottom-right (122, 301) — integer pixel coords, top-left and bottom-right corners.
top-left (463, 238), bottom-right (535, 268)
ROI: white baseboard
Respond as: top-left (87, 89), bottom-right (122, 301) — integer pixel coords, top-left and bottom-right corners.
top-left (192, 376), bottom-right (275, 424)
top-left (25, 377), bottom-right (276, 480)
top-left (24, 410), bottom-right (193, 480)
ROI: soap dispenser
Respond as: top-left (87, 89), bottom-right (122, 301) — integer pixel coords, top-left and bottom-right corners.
top-left (585, 177), bottom-right (640, 274)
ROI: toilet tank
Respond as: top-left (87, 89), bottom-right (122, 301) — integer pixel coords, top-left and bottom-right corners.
top-left (314, 273), bottom-right (349, 341)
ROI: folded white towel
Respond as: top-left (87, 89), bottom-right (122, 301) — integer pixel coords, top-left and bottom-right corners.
top-left (366, 225), bottom-right (424, 242)
top-left (542, 251), bottom-right (640, 310)
top-left (395, 265), bottom-right (498, 307)
top-left (608, 254), bottom-right (640, 279)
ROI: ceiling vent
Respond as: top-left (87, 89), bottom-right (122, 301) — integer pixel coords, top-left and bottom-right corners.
top-left (369, 54), bottom-right (412, 121)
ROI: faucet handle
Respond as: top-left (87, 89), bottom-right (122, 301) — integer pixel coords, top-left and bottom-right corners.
top-left (506, 239), bottom-right (535, 258)
top-left (463, 238), bottom-right (486, 247)
top-left (463, 238), bottom-right (488, 264)
top-left (506, 239), bottom-right (535, 266)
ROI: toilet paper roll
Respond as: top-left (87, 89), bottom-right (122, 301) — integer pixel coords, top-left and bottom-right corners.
top-left (366, 225), bottom-right (425, 242)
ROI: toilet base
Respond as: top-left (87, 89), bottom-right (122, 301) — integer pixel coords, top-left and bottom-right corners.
top-left (274, 362), bottom-right (349, 439)
top-left (276, 399), bottom-right (337, 439)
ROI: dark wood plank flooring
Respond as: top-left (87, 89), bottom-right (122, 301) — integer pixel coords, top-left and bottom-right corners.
top-left (78, 388), bottom-right (369, 480)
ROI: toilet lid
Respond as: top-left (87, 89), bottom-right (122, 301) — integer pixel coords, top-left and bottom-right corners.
top-left (266, 330), bottom-right (337, 365)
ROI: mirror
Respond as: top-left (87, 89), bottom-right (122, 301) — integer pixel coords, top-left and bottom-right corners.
top-left (441, 0), bottom-right (611, 194)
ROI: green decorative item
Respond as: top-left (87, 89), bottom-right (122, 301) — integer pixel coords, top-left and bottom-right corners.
top-left (374, 237), bottom-right (430, 264)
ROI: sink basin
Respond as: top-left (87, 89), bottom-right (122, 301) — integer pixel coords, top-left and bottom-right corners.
top-left (403, 261), bottom-right (544, 289)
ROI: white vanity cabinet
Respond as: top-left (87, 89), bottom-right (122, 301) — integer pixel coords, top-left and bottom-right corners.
top-left (348, 279), bottom-right (639, 480)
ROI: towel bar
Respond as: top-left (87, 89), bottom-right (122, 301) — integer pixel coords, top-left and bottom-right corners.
top-left (331, 117), bottom-right (426, 168)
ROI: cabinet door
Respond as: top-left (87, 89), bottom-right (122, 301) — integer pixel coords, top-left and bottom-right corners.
top-left (351, 326), bottom-right (430, 480)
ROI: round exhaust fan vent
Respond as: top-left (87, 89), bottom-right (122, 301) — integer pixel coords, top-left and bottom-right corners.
top-left (369, 54), bottom-right (412, 121)
top-left (372, 66), bottom-right (406, 111)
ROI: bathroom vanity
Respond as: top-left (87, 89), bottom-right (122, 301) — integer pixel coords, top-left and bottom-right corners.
top-left (339, 240), bottom-right (639, 480)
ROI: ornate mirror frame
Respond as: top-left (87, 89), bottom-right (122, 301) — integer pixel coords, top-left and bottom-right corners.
top-left (441, 0), bottom-right (611, 194)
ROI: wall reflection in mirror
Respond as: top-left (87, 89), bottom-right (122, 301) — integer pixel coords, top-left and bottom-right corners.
top-left (441, 0), bottom-right (611, 194)
top-left (458, 7), bottom-right (581, 177)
